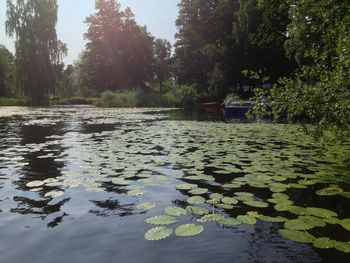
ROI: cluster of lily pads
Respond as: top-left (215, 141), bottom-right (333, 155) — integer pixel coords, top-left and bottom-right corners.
top-left (1, 108), bottom-right (350, 254)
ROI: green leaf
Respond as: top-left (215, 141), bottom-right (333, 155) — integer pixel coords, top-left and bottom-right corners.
top-left (313, 237), bottom-right (335, 249)
top-left (259, 215), bottom-right (287, 222)
top-left (127, 189), bottom-right (147, 197)
top-left (189, 188), bottom-right (208, 195)
top-left (176, 183), bottom-right (197, 190)
top-left (145, 227), bottom-right (173, 241)
top-left (187, 196), bottom-right (206, 205)
top-left (164, 206), bottom-right (187, 217)
top-left (279, 229), bottom-right (316, 243)
top-left (186, 206), bottom-right (209, 216)
top-left (219, 217), bottom-right (241, 226)
top-left (221, 197), bottom-right (238, 205)
top-left (243, 200), bottom-right (269, 208)
top-left (284, 216), bottom-right (325, 230)
top-left (237, 215), bottom-right (257, 225)
top-left (209, 193), bottom-right (223, 201)
top-left (333, 240), bottom-right (350, 253)
top-left (145, 215), bottom-right (177, 225)
top-left (201, 214), bottom-right (225, 222)
top-left (175, 224), bottom-right (204, 237)
top-left (316, 185), bottom-right (343, 196)
top-left (340, 219), bottom-right (350, 231)
top-left (137, 202), bottom-right (155, 211)
top-left (305, 207), bottom-right (338, 218)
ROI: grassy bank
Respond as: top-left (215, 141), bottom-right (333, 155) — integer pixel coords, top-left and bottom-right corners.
top-left (0, 97), bottom-right (27, 106)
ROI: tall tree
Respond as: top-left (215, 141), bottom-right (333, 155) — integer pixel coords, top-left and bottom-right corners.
top-left (84, 0), bottom-right (154, 92)
top-left (153, 39), bottom-right (172, 95)
top-left (0, 45), bottom-right (15, 97)
top-left (6, 0), bottom-right (67, 105)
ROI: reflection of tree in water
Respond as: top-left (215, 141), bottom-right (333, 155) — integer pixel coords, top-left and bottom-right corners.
top-left (89, 199), bottom-right (136, 217)
top-left (10, 196), bottom-right (70, 227)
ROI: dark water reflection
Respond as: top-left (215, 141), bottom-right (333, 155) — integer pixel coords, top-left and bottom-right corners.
top-left (0, 106), bottom-right (349, 263)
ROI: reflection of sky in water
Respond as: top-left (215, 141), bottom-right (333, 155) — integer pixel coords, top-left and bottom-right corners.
top-left (0, 106), bottom-right (349, 263)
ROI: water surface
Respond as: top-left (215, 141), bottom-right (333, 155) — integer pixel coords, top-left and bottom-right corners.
top-left (0, 106), bottom-right (349, 263)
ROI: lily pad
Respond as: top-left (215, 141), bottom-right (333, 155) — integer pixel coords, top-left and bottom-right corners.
top-left (127, 189), bottom-right (147, 197)
top-left (243, 200), bottom-right (269, 208)
top-left (279, 229), bottom-right (316, 243)
top-left (313, 237), bottom-right (335, 249)
top-left (44, 190), bottom-right (64, 199)
top-left (145, 215), bottom-right (177, 225)
top-left (187, 196), bottom-right (206, 205)
top-left (189, 188), bottom-right (208, 195)
top-left (186, 206), bottom-right (209, 216)
top-left (333, 240), bottom-right (350, 253)
top-left (284, 216), bottom-right (325, 230)
top-left (237, 215), bottom-right (257, 225)
top-left (201, 214), bottom-right (225, 222)
top-left (176, 183), bottom-right (197, 190)
top-left (221, 197), bottom-right (238, 205)
top-left (26, 181), bottom-right (44, 188)
top-left (209, 193), bottom-right (223, 201)
top-left (340, 219), bottom-right (350, 231)
top-left (316, 185), bottom-right (343, 196)
top-left (175, 224), bottom-right (204, 237)
top-left (164, 206), bottom-right (187, 217)
top-left (219, 217), bottom-right (241, 227)
top-left (215, 203), bottom-right (234, 209)
top-left (259, 215), bottom-right (287, 222)
top-left (145, 226), bottom-right (173, 241)
top-left (305, 207), bottom-right (338, 218)
top-left (137, 202), bottom-right (156, 211)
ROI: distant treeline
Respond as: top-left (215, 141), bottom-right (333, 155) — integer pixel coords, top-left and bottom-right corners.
top-left (0, 0), bottom-right (349, 136)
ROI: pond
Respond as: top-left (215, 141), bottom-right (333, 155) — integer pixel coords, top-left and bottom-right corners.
top-left (0, 106), bottom-right (349, 263)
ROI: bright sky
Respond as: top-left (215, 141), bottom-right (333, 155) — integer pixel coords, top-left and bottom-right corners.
top-left (0, 0), bottom-right (180, 64)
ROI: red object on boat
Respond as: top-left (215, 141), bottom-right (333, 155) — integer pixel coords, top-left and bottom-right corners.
top-left (197, 102), bottom-right (222, 109)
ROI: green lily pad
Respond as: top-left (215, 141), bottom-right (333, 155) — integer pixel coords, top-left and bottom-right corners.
top-left (176, 183), bottom-right (197, 190)
top-left (215, 203), bottom-right (234, 209)
top-left (175, 224), bottom-right (203, 237)
top-left (187, 196), bottom-right (206, 205)
top-left (243, 200), bottom-right (269, 208)
top-left (259, 215), bottom-right (287, 222)
top-left (26, 181), bottom-right (44, 187)
top-left (323, 217), bottom-right (341, 225)
top-left (137, 202), bottom-right (156, 211)
top-left (219, 217), bottom-right (241, 226)
top-left (235, 192), bottom-right (254, 197)
top-left (186, 206), bottom-right (209, 216)
top-left (164, 206), bottom-right (187, 217)
top-left (333, 240), bottom-right (350, 253)
top-left (284, 216), bottom-right (325, 230)
top-left (145, 215), bottom-right (177, 225)
top-left (274, 201), bottom-right (293, 211)
top-left (189, 188), bottom-right (208, 195)
top-left (279, 229), bottom-right (316, 243)
top-left (340, 219), bottom-right (350, 231)
top-left (201, 214), bottom-right (225, 222)
top-left (316, 185), bottom-right (343, 196)
top-left (313, 237), bottom-right (335, 249)
top-left (221, 197), bottom-right (238, 205)
top-left (237, 215), bottom-right (257, 225)
top-left (111, 178), bottom-right (129, 186)
top-left (127, 189), bottom-right (147, 197)
top-left (209, 193), bottom-right (223, 201)
top-left (288, 206), bottom-right (307, 216)
top-left (305, 207), bottom-right (338, 218)
top-left (272, 193), bottom-right (289, 200)
top-left (145, 226), bottom-right (173, 241)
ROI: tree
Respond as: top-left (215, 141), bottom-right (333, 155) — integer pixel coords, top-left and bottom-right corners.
top-left (6, 0), bottom-right (67, 105)
top-left (0, 45), bottom-right (15, 97)
top-left (153, 39), bottom-right (172, 95)
top-left (84, 0), bottom-right (154, 92)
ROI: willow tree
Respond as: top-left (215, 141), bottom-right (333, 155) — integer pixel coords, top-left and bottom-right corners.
top-left (6, 0), bottom-right (66, 105)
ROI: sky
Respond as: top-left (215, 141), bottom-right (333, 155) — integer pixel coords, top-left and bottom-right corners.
top-left (0, 0), bottom-right (180, 64)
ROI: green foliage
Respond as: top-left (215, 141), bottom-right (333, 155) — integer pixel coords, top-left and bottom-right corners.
top-left (84, 0), bottom-right (154, 92)
top-left (0, 97), bottom-right (26, 106)
top-left (0, 45), bottom-right (15, 97)
top-left (6, 0), bottom-right (67, 105)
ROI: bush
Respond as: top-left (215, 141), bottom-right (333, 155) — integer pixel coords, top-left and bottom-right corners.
top-left (0, 97), bottom-right (26, 106)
